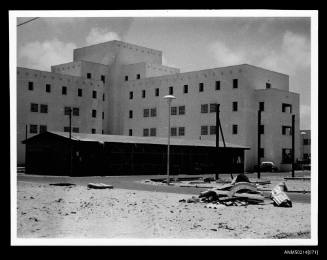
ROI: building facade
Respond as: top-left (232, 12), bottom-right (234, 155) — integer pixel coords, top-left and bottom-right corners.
top-left (17, 40), bottom-right (300, 171)
top-left (300, 130), bottom-right (311, 163)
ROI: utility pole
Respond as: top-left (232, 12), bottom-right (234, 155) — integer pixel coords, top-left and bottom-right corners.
top-left (257, 110), bottom-right (262, 179)
top-left (291, 114), bottom-right (295, 178)
top-left (215, 104), bottom-right (220, 180)
top-left (68, 108), bottom-right (73, 176)
top-left (25, 124), bottom-right (28, 172)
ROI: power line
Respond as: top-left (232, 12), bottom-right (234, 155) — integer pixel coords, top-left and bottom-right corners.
top-left (17, 17), bottom-right (39, 27)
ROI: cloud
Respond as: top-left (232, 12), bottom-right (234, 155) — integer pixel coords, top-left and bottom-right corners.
top-left (18, 39), bottom-right (76, 71)
top-left (209, 41), bottom-right (246, 67)
top-left (85, 28), bottom-right (121, 45)
top-left (162, 55), bottom-right (178, 68)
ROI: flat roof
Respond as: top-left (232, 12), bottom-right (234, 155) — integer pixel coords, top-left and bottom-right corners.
top-left (27, 131), bottom-right (250, 149)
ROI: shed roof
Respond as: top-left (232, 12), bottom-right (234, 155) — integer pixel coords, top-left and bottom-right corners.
top-left (24, 131), bottom-right (250, 149)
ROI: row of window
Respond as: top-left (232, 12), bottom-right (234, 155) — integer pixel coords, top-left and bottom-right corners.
top-left (28, 82), bottom-right (105, 101)
top-left (125, 74), bottom-right (141, 81)
top-left (201, 125), bottom-right (238, 135)
top-left (30, 103), bottom-right (48, 113)
top-left (86, 73), bottom-right (106, 83)
top-left (29, 124), bottom-right (47, 134)
top-left (143, 108), bottom-right (157, 118)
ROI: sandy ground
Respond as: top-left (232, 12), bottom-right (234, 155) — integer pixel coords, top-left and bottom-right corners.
top-left (17, 181), bottom-right (311, 239)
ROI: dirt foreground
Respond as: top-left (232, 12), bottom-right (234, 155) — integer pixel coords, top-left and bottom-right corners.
top-left (17, 181), bottom-right (311, 239)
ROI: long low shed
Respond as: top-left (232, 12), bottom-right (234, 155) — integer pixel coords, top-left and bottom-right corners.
top-left (22, 131), bottom-right (250, 176)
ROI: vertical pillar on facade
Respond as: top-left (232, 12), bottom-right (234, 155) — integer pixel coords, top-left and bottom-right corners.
top-left (292, 114), bottom-right (295, 178)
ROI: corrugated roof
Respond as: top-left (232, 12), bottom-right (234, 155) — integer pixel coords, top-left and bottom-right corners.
top-left (47, 131), bottom-right (250, 149)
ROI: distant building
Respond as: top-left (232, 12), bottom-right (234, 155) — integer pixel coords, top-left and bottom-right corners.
top-left (300, 130), bottom-right (311, 163)
top-left (17, 40), bottom-right (300, 171)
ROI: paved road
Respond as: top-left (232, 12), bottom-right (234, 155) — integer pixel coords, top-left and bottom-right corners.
top-left (17, 173), bottom-right (311, 203)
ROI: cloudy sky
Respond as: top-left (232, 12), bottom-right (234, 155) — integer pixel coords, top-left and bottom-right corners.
top-left (16, 16), bottom-right (311, 129)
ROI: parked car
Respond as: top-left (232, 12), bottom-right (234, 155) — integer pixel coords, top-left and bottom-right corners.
top-left (254, 161), bottom-right (278, 172)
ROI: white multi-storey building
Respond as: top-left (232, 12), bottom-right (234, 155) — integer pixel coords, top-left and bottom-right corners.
top-left (17, 40), bottom-right (300, 171)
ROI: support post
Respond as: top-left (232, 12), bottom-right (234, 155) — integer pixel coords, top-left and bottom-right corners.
top-left (215, 104), bottom-right (220, 180)
top-left (167, 101), bottom-right (171, 185)
top-left (257, 110), bottom-right (261, 179)
top-left (25, 124), bottom-right (28, 172)
top-left (69, 108), bottom-right (73, 177)
top-left (292, 114), bottom-right (295, 178)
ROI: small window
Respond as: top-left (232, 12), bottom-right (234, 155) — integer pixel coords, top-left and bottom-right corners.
top-left (142, 90), bottom-right (146, 98)
top-left (62, 86), bottom-right (67, 95)
top-left (73, 127), bottom-right (79, 133)
top-left (210, 103), bottom-right (217, 113)
top-left (199, 83), bottom-right (204, 92)
top-left (169, 86), bottom-right (174, 95)
top-left (103, 94), bottom-right (105, 101)
top-left (64, 106), bottom-right (71, 115)
top-left (179, 106), bottom-right (185, 115)
top-left (303, 139), bottom-right (310, 145)
top-left (178, 127), bottom-right (185, 136)
top-left (30, 103), bottom-right (38, 112)
top-left (150, 128), bottom-right (156, 136)
top-left (39, 125), bottom-right (47, 133)
top-left (282, 126), bottom-right (292, 135)
top-left (259, 125), bottom-right (264, 135)
top-left (233, 79), bottom-right (238, 89)
top-left (282, 148), bottom-right (292, 163)
top-left (210, 125), bottom-right (216, 135)
top-left (30, 124), bottom-right (38, 134)
top-left (40, 104), bottom-right (48, 113)
top-left (171, 106), bottom-right (177, 115)
top-left (129, 129), bottom-right (133, 136)
top-left (215, 81), bottom-right (220, 90)
top-left (92, 109), bottom-right (97, 118)
top-left (101, 75), bottom-right (105, 83)
top-left (282, 103), bottom-right (292, 113)
top-left (233, 101), bottom-right (238, 112)
top-left (155, 88), bottom-right (159, 97)
top-left (259, 102), bottom-right (264, 112)
top-left (28, 81), bottom-right (34, 91)
top-left (78, 88), bottom-right (83, 97)
top-left (87, 73), bottom-right (92, 79)
top-left (64, 127), bottom-right (71, 133)
top-left (125, 75), bottom-right (128, 81)
top-left (143, 128), bottom-right (149, 137)
top-left (150, 108), bottom-right (157, 117)
top-left (266, 83), bottom-right (271, 89)
top-left (259, 148), bottom-right (264, 158)
top-left (129, 110), bottom-right (133, 119)
top-left (92, 128), bottom-right (96, 134)
top-left (143, 108), bottom-right (150, 118)
top-left (46, 84), bottom-right (51, 93)
top-left (183, 85), bottom-right (188, 94)
top-left (92, 90), bottom-right (97, 99)
top-left (129, 91), bottom-right (133, 100)
top-left (73, 107), bottom-right (79, 116)
top-left (102, 112), bottom-right (104, 120)
top-left (201, 104), bottom-right (208, 113)
top-left (171, 127), bottom-right (177, 136)
top-left (137, 74), bottom-right (141, 79)
top-left (232, 124), bottom-right (238, 135)
top-left (201, 125), bottom-right (208, 135)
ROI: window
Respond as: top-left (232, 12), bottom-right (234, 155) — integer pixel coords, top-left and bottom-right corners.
top-left (30, 124), bottom-right (37, 134)
top-left (39, 125), bottom-right (47, 133)
top-left (40, 104), bottom-right (48, 113)
top-left (28, 81), bottom-right (34, 91)
top-left (129, 110), bottom-right (133, 119)
top-left (73, 107), bottom-right (79, 116)
top-left (103, 94), bottom-right (105, 101)
top-left (169, 86), bottom-right (174, 95)
top-left (101, 75), bottom-right (105, 83)
top-left (137, 74), bottom-right (140, 79)
top-left (73, 127), bottom-right (79, 133)
top-left (46, 84), bottom-right (51, 93)
top-left (87, 73), bottom-right (92, 79)
top-left (143, 108), bottom-right (150, 118)
top-left (171, 127), bottom-right (177, 136)
top-left (129, 129), bottom-right (133, 136)
top-left (233, 79), bottom-right (238, 89)
top-left (92, 128), bottom-right (96, 134)
top-left (102, 112), bottom-right (104, 120)
top-left (233, 101), bottom-right (238, 112)
top-left (199, 83), bottom-right (204, 92)
top-left (210, 125), bottom-right (216, 135)
top-left (64, 127), bottom-right (70, 133)
top-left (150, 108), bottom-right (157, 117)
top-left (62, 86), bottom-right (67, 95)
top-left (282, 103), bottom-right (292, 113)
top-left (125, 76), bottom-right (128, 81)
top-left (259, 124), bottom-right (264, 134)
top-left (179, 106), bottom-right (185, 115)
top-left (143, 128), bottom-right (149, 137)
top-left (183, 85), bottom-right (188, 94)
top-left (210, 103), bottom-right (217, 113)
top-left (282, 148), bottom-right (292, 163)
top-left (201, 104), bottom-right (208, 113)
top-left (215, 81), bottom-right (220, 90)
top-left (64, 106), bottom-right (71, 115)
top-left (129, 91), bottom-right (133, 99)
top-left (201, 125), bottom-right (208, 135)
top-left (259, 148), bottom-right (264, 158)
top-left (303, 139), bottom-right (310, 145)
top-left (178, 127), bottom-right (185, 136)
top-left (171, 106), bottom-right (177, 115)
top-left (150, 128), bottom-right (156, 136)
top-left (142, 90), bottom-right (146, 98)
top-left (92, 109), bottom-right (97, 118)
top-left (155, 88), bottom-right (159, 97)
top-left (78, 88), bottom-right (83, 97)
top-left (282, 126), bottom-right (292, 135)
top-left (266, 83), bottom-right (271, 89)
top-left (259, 102), bottom-right (264, 112)
top-left (232, 124), bottom-right (238, 135)
top-left (30, 103), bottom-right (38, 112)
top-left (92, 91), bottom-right (97, 99)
